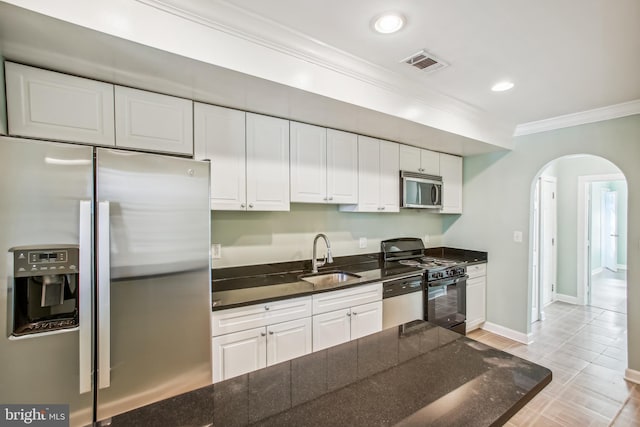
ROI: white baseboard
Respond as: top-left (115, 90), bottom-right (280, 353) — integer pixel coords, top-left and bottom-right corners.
top-left (625, 368), bottom-right (640, 385)
top-left (618, 264), bottom-right (628, 271)
top-left (555, 294), bottom-right (579, 304)
top-left (466, 319), bottom-right (485, 333)
top-left (482, 321), bottom-right (534, 345)
top-left (591, 267), bottom-right (603, 275)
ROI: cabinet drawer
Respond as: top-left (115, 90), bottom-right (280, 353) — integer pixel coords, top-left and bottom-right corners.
top-left (466, 263), bottom-right (486, 279)
top-left (312, 283), bottom-right (382, 315)
top-left (212, 296), bottom-right (312, 336)
top-left (467, 276), bottom-right (486, 288)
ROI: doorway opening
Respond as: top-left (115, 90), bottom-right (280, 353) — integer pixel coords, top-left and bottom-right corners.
top-left (530, 156), bottom-right (628, 325)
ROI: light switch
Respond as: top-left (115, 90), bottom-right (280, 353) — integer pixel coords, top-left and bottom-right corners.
top-left (513, 231), bottom-right (523, 243)
top-left (211, 244), bottom-right (221, 259)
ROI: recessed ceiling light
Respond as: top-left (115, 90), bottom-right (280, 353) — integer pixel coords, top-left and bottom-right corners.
top-left (373, 13), bottom-right (405, 34)
top-left (491, 81), bottom-right (515, 92)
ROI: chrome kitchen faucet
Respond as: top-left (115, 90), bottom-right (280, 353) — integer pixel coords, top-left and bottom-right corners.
top-left (311, 233), bottom-right (333, 273)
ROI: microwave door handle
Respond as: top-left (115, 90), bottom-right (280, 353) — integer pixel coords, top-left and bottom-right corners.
top-left (435, 184), bottom-right (441, 205)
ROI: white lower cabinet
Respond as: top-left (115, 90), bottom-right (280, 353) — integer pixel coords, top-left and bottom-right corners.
top-left (211, 296), bottom-right (312, 383)
top-left (466, 263), bottom-right (487, 333)
top-left (312, 283), bottom-right (383, 351)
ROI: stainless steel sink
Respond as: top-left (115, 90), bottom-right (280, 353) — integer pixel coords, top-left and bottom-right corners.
top-left (300, 271), bottom-right (361, 288)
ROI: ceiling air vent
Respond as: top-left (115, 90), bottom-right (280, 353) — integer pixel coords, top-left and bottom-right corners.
top-left (402, 50), bottom-right (448, 73)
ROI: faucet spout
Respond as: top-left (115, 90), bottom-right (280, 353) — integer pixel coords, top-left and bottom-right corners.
top-left (312, 233), bottom-right (333, 273)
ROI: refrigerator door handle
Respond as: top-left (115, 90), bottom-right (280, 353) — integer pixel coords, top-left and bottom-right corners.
top-left (98, 201), bottom-right (111, 389)
top-left (79, 200), bottom-right (92, 394)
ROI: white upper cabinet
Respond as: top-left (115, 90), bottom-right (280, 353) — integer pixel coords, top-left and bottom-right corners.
top-left (194, 103), bottom-right (246, 210)
top-left (326, 129), bottom-right (358, 204)
top-left (115, 86), bottom-right (193, 155)
top-left (195, 107), bottom-right (290, 211)
top-left (246, 113), bottom-right (290, 211)
top-left (5, 62), bottom-right (115, 146)
top-left (290, 122), bottom-right (358, 204)
top-left (439, 153), bottom-right (463, 214)
top-left (341, 136), bottom-right (399, 213)
top-left (399, 145), bottom-right (440, 175)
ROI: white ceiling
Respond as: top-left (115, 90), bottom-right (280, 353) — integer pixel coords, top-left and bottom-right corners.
top-left (1, 0), bottom-right (639, 155)
top-left (203, 0), bottom-right (640, 125)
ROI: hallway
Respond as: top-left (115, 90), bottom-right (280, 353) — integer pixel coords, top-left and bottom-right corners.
top-left (468, 302), bottom-right (637, 426)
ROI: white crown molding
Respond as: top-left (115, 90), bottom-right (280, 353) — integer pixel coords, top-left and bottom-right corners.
top-left (514, 99), bottom-right (640, 136)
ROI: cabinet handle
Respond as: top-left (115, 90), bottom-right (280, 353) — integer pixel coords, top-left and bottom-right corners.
top-left (328, 196), bottom-right (333, 201)
top-left (380, 207), bottom-right (385, 210)
top-left (249, 204), bottom-right (254, 209)
top-left (347, 312), bottom-right (351, 317)
top-left (269, 331), bottom-right (274, 335)
top-left (264, 306), bottom-right (270, 311)
top-left (240, 203), bottom-right (245, 208)
top-left (352, 312), bottom-right (357, 316)
top-left (323, 197), bottom-right (328, 201)
top-left (261, 332), bottom-right (266, 337)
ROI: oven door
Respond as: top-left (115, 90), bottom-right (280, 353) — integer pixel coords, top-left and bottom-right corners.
top-left (426, 275), bottom-right (467, 333)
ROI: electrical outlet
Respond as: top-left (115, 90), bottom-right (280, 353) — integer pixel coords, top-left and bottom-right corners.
top-left (359, 237), bottom-right (367, 249)
top-left (211, 244), bottom-right (221, 259)
top-left (513, 231), bottom-right (523, 243)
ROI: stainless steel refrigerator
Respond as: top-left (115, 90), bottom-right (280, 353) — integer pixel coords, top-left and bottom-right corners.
top-left (0, 136), bottom-right (212, 426)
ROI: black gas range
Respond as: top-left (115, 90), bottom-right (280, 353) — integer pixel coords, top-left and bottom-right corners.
top-left (381, 238), bottom-right (468, 334)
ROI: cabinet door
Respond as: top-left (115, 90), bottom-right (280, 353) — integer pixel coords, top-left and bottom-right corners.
top-left (326, 129), bottom-right (358, 204)
top-left (194, 103), bottom-right (247, 210)
top-left (246, 113), bottom-right (290, 211)
top-left (266, 318), bottom-right (312, 366)
top-left (211, 327), bottom-right (266, 383)
top-left (353, 135), bottom-right (381, 212)
top-left (290, 122), bottom-right (327, 203)
top-left (350, 301), bottom-right (383, 340)
top-left (379, 140), bottom-right (400, 212)
top-left (465, 276), bottom-right (486, 332)
top-left (399, 145), bottom-right (421, 173)
top-left (115, 86), bottom-right (193, 155)
top-left (5, 62), bottom-right (115, 146)
top-left (439, 153), bottom-right (463, 214)
top-left (420, 150), bottom-right (440, 176)
top-left (312, 308), bottom-right (351, 351)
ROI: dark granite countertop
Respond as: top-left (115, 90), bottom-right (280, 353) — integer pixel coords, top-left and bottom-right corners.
top-left (212, 247), bottom-right (487, 311)
top-left (111, 320), bottom-right (550, 427)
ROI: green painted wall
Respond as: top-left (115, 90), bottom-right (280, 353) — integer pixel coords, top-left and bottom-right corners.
top-left (211, 203), bottom-right (443, 268)
top-left (442, 115), bottom-right (640, 371)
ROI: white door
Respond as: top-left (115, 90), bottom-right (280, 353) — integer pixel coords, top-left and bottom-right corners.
top-left (312, 308), bottom-right (351, 351)
top-left (440, 154), bottom-right (463, 214)
top-left (540, 177), bottom-right (557, 306)
top-left (246, 113), bottom-right (290, 211)
top-left (193, 103), bottom-right (247, 210)
top-left (290, 122), bottom-right (327, 203)
top-left (266, 318), bottom-right (312, 366)
top-left (326, 129), bottom-right (358, 204)
top-left (603, 190), bottom-right (618, 272)
top-left (211, 327), bottom-right (266, 383)
top-left (350, 301), bottom-right (383, 339)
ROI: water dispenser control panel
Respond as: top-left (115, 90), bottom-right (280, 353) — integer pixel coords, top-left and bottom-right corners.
top-left (13, 247), bottom-right (80, 277)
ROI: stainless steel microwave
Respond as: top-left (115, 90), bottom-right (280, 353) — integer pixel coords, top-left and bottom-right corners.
top-left (400, 171), bottom-right (442, 209)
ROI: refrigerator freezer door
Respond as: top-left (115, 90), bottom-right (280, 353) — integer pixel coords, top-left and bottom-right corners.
top-left (0, 137), bottom-right (94, 426)
top-left (95, 148), bottom-right (212, 421)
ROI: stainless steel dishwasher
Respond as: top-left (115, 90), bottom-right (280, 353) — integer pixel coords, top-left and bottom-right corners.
top-left (382, 274), bottom-right (425, 329)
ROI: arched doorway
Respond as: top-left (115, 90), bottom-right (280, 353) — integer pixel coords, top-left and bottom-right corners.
top-left (529, 153), bottom-right (628, 325)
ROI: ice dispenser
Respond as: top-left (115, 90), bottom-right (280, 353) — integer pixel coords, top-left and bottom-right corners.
top-left (10, 246), bottom-right (80, 337)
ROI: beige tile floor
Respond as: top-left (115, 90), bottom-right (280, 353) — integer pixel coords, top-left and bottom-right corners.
top-left (468, 301), bottom-right (638, 426)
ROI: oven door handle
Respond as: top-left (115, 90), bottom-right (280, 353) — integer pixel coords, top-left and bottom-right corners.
top-left (427, 274), bottom-right (468, 287)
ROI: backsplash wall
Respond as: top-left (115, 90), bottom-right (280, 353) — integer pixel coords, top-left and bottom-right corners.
top-left (211, 204), bottom-right (444, 268)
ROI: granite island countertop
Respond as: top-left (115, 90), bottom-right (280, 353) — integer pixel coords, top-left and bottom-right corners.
top-left (110, 320), bottom-right (550, 427)
top-left (212, 247), bottom-right (487, 311)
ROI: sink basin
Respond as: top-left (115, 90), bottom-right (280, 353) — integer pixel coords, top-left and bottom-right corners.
top-left (300, 271), bottom-right (361, 288)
